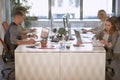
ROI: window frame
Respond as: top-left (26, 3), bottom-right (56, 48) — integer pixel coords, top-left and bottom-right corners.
top-left (21, 0), bottom-right (115, 20)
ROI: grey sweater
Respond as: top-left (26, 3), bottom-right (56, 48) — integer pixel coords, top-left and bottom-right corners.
top-left (96, 31), bottom-right (119, 59)
top-left (113, 31), bottom-right (120, 54)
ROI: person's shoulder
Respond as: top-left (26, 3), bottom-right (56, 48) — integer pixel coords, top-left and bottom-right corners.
top-left (112, 31), bottom-right (120, 38)
top-left (114, 31), bottom-right (119, 35)
top-left (10, 22), bottom-right (17, 26)
top-left (9, 22), bottom-right (18, 29)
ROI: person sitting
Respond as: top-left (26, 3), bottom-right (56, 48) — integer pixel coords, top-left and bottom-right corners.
top-left (14, 6), bottom-right (36, 35)
top-left (95, 17), bottom-right (119, 62)
top-left (109, 16), bottom-right (120, 80)
top-left (4, 11), bottom-right (35, 60)
top-left (83, 9), bottom-right (108, 34)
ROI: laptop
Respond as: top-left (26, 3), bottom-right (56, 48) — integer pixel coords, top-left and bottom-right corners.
top-left (40, 27), bottom-right (49, 39)
top-left (34, 27), bottom-right (49, 42)
top-left (74, 29), bottom-right (82, 42)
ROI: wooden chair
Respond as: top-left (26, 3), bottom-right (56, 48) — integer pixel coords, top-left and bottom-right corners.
top-left (2, 21), bottom-right (8, 31)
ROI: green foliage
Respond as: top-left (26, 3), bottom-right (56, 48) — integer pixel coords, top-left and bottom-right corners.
top-left (58, 28), bottom-right (66, 35)
top-left (24, 16), bottom-right (38, 28)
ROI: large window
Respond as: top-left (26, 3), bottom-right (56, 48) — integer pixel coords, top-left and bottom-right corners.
top-left (83, 0), bottom-right (112, 19)
top-left (23, 0), bottom-right (113, 19)
top-left (27, 0), bottom-right (48, 19)
top-left (51, 0), bottom-right (80, 19)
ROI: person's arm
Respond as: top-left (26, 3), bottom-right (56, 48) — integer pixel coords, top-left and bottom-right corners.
top-left (99, 40), bottom-right (111, 47)
top-left (21, 34), bottom-right (38, 39)
top-left (94, 30), bottom-right (104, 40)
top-left (10, 25), bottom-right (35, 45)
top-left (108, 32), bottom-right (119, 49)
top-left (100, 32), bottom-right (119, 48)
top-left (16, 39), bottom-right (35, 45)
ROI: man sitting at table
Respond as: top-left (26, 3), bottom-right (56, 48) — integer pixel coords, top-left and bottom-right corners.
top-left (14, 6), bottom-right (36, 35)
top-left (4, 11), bottom-right (35, 60)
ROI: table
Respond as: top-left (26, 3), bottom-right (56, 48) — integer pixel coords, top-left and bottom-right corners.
top-left (15, 29), bottom-right (106, 80)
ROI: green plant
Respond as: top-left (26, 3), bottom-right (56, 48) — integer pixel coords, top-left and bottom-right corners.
top-left (58, 27), bottom-right (66, 35)
top-left (24, 16), bottom-right (38, 28)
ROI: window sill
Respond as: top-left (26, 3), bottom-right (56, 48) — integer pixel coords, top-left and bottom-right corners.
top-left (37, 19), bottom-right (99, 22)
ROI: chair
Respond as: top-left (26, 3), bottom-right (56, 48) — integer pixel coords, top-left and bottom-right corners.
top-left (2, 21), bottom-right (8, 31)
top-left (0, 38), bottom-right (15, 80)
top-left (113, 31), bottom-right (120, 54)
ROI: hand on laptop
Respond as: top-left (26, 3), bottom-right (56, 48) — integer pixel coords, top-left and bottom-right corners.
top-left (99, 40), bottom-right (109, 46)
top-left (82, 29), bottom-right (88, 33)
top-left (29, 29), bottom-right (36, 33)
top-left (77, 41), bottom-right (82, 45)
top-left (28, 39), bottom-right (36, 44)
top-left (29, 34), bottom-right (38, 39)
top-left (99, 40), bottom-right (106, 44)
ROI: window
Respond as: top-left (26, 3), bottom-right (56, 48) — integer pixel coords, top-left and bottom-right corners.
top-left (51, 0), bottom-right (80, 19)
top-left (27, 0), bottom-right (49, 19)
top-left (83, 0), bottom-right (113, 19)
top-left (22, 0), bottom-right (113, 19)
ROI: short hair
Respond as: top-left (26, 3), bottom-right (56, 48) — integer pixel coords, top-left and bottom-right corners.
top-left (15, 6), bottom-right (27, 13)
top-left (13, 11), bottom-right (24, 17)
top-left (97, 9), bottom-right (108, 19)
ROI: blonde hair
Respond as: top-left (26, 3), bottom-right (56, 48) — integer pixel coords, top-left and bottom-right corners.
top-left (97, 10), bottom-right (108, 20)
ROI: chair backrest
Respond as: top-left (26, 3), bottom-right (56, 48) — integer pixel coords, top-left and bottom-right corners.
top-left (113, 31), bottom-right (120, 54)
top-left (2, 21), bottom-right (8, 31)
top-left (0, 38), bottom-right (8, 63)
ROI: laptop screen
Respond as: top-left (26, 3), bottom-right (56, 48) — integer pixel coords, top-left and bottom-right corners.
top-left (41, 27), bottom-right (49, 39)
top-left (74, 29), bottom-right (82, 42)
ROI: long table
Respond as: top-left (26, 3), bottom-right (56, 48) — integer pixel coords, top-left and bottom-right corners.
top-left (15, 30), bottom-right (106, 80)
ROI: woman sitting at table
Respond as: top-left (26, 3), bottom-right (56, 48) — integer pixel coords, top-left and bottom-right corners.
top-left (83, 9), bottom-right (108, 34)
top-left (95, 17), bottom-right (119, 80)
top-left (96, 17), bottom-right (119, 62)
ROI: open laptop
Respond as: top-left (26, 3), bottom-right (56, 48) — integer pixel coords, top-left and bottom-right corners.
top-left (34, 27), bottom-right (49, 42)
top-left (40, 27), bottom-right (49, 39)
top-left (74, 29), bottom-right (82, 42)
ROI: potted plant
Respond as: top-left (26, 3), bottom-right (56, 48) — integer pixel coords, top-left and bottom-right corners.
top-left (58, 27), bottom-right (67, 40)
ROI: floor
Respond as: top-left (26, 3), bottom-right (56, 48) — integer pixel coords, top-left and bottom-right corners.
top-left (0, 56), bottom-right (15, 80)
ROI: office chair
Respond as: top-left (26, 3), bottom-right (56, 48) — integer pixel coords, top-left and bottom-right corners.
top-left (2, 21), bottom-right (8, 31)
top-left (0, 38), bottom-right (15, 80)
